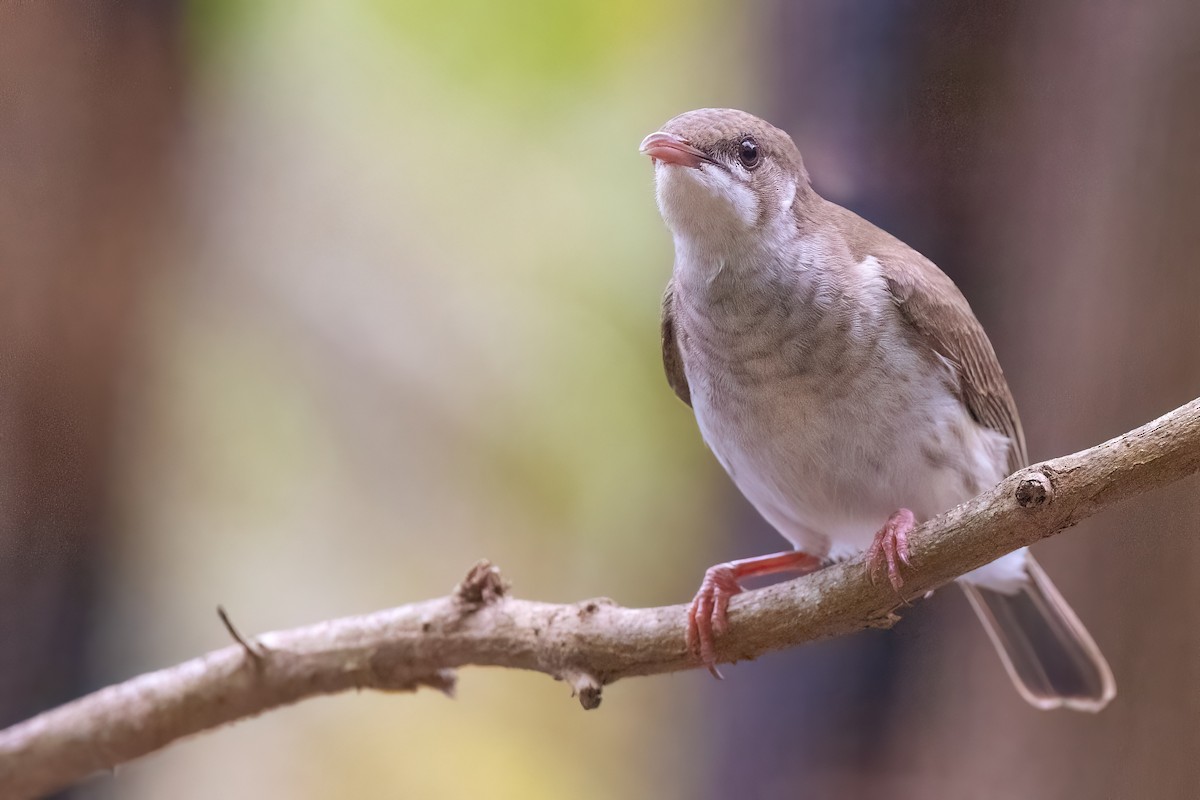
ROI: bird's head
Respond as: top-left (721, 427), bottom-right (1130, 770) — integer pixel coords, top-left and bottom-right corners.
top-left (640, 108), bottom-right (811, 246)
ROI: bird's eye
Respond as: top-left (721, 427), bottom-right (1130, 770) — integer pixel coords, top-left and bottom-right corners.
top-left (738, 137), bottom-right (760, 169)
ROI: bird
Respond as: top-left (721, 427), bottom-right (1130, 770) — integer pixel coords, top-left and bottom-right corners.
top-left (639, 107), bottom-right (1115, 711)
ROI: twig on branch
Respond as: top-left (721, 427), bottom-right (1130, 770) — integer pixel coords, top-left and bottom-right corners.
top-left (216, 605), bottom-right (267, 662)
top-left (2, 397), bottom-right (1199, 799)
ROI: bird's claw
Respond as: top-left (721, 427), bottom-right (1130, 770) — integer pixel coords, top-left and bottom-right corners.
top-left (866, 508), bottom-right (915, 593)
top-left (686, 563), bottom-right (744, 677)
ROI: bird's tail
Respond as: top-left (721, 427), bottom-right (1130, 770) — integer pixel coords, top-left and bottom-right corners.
top-left (960, 556), bottom-right (1116, 712)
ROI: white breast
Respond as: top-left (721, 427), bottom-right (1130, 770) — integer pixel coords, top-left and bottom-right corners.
top-left (678, 254), bottom-right (1014, 565)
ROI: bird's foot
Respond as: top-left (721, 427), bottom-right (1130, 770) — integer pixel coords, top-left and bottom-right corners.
top-left (686, 550), bottom-right (821, 678)
top-left (687, 563), bottom-right (743, 678)
top-left (867, 508), bottom-right (915, 592)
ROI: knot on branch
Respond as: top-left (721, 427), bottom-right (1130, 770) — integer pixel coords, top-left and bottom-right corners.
top-left (864, 609), bottom-right (902, 629)
top-left (576, 597), bottom-right (616, 618)
top-left (367, 650), bottom-right (458, 698)
top-left (562, 670), bottom-right (603, 710)
top-left (455, 560), bottom-right (509, 610)
top-left (413, 669), bottom-right (458, 698)
top-left (1015, 471), bottom-right (1054, 508)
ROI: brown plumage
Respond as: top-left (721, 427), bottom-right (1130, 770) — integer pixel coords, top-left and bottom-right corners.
top-left (660, 283), bottom-right (691, 407)
top-left (662, 214), bottom-right (1029, 472)
top-left (644, 108), bottom-right (1113, 710)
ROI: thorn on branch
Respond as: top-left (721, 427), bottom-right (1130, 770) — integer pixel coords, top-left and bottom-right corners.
top-left (455, 560), bottom-right (509, 610)
top-left (1015, 471), bottom-right (1054, 508)
top-left (217, 606), bottom-right (267, 663)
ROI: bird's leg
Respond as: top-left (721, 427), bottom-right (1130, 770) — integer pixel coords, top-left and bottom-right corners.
top-left (687, 550), bottom-right (821, 677)
top-left (866, 508), bottom-right (915, 592)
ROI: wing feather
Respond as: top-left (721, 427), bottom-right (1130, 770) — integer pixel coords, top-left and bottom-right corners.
top-left (881, 251), bottom-right (1027, 474)
top-left (660, 280), bottom-right (691, 407)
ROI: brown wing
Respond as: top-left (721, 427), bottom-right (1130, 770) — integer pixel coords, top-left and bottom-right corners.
top-left (660, 280), bottom-right (691, 407)
top-left (882, 253), bottom-right (1027, 474)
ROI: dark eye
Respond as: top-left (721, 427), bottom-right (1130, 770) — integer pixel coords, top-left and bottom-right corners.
top-left (738, 137), bottom-right (760, 168)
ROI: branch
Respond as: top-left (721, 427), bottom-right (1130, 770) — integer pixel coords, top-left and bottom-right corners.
top-left (3, 398), bottom-right (1199, 798)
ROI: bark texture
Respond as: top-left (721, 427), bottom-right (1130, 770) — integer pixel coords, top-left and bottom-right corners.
top-left (1, 398), bottom-right (1197, 799)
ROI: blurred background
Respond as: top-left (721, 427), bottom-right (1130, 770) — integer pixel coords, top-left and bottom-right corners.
top-left (1, 1), bottom-right (1198, 798)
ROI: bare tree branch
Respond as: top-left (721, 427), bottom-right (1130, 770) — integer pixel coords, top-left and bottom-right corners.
top-left (2, 398), bottom-right (1198, 799)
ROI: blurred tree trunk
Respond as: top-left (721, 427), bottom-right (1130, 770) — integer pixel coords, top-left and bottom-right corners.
top-left (709, 2), bottom-right (1200, 796)
top-left (0, 0), bottom-right (181, 761)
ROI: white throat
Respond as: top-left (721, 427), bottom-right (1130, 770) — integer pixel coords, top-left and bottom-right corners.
top-left (657, 165), bottom-right (799, 292)
top-left (656, 163), bottom-right (758, 247)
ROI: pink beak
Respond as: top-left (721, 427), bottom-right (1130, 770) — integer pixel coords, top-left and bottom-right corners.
top-left (639, 131), bottom-right (710, 168)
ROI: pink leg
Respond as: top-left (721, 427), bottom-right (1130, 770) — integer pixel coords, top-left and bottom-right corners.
top-left (687, 550), bottom-right (821, 677)
top-left (866, 508), bottom-right (916, 592)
